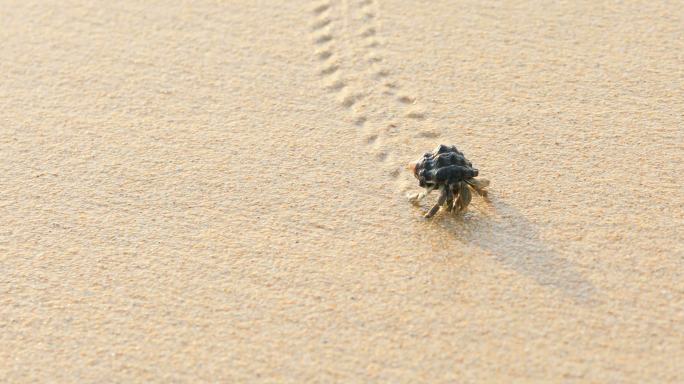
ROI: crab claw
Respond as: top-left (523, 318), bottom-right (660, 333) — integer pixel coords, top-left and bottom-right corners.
top-left (406, 192), bottom-right (421, 204)
top-left (406, 161), bottom-right (418, 173)
top-left (466, 178), bottom-right (490, 197)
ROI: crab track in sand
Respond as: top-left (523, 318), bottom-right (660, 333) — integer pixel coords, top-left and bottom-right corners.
top-left (310, 2), bottom-right (364, 110)
top-left (309, 0), bottom-right (440, 178)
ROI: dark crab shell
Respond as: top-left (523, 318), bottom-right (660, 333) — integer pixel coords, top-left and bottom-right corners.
top-left (413, 144), bottom-right (478, 188)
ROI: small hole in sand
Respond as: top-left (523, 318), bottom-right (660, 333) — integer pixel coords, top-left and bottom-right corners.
top-left (326, 79), bottom-right (346, 91)
top-left (311, 18), bottom-right (331, 30)
top-left (417, 130), bottom-right (440, 138)
top-left (360, 27), bottom-right (376, 38)
top-left (398, 95), bottom-right (414, 104)
top-left (374, 69), bottom-right (389, 79)
top-left (314, 33), bottom-right (333, 44)
top-left (407, 110), bottom-right (425, 119)
top-left (316, 49), bottom-right (333, 60)
top-left (340, 92), bottom-right (358, 107)
top-left (313, 3), bottom-right (330, 14)
top-left (320, 64), bottom-right (339, 75)
top-left (366, 40), bottom-right (380, 48)
top-left (367, 55), bottom-right (382, 63)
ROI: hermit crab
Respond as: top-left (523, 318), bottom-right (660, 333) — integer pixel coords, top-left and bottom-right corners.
top-left (407, 144), bottom-right (490, 218)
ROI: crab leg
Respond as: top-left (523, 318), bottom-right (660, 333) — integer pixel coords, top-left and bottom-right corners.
top-left (458, 181), bottom-right (472, 211)
top-left (424, 186), bottom-right (448, 218)
top-left (445, 186), bottom-right (455, 212)
top-left (407, 185), bottom-right (435, 204)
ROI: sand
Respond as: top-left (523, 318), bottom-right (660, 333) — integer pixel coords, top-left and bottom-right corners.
top-left (1, 0), bottom-right (683, 382)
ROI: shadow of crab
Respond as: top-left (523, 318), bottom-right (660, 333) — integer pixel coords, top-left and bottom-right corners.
top-left (430, 198), bottom-right (597, 304)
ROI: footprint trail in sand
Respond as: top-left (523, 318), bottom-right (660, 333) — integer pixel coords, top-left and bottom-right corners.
top-left (309, 0), bottom-right (439, 184)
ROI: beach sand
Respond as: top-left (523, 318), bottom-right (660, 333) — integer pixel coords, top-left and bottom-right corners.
top-left (1, 0), bottom-right (683, 381)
